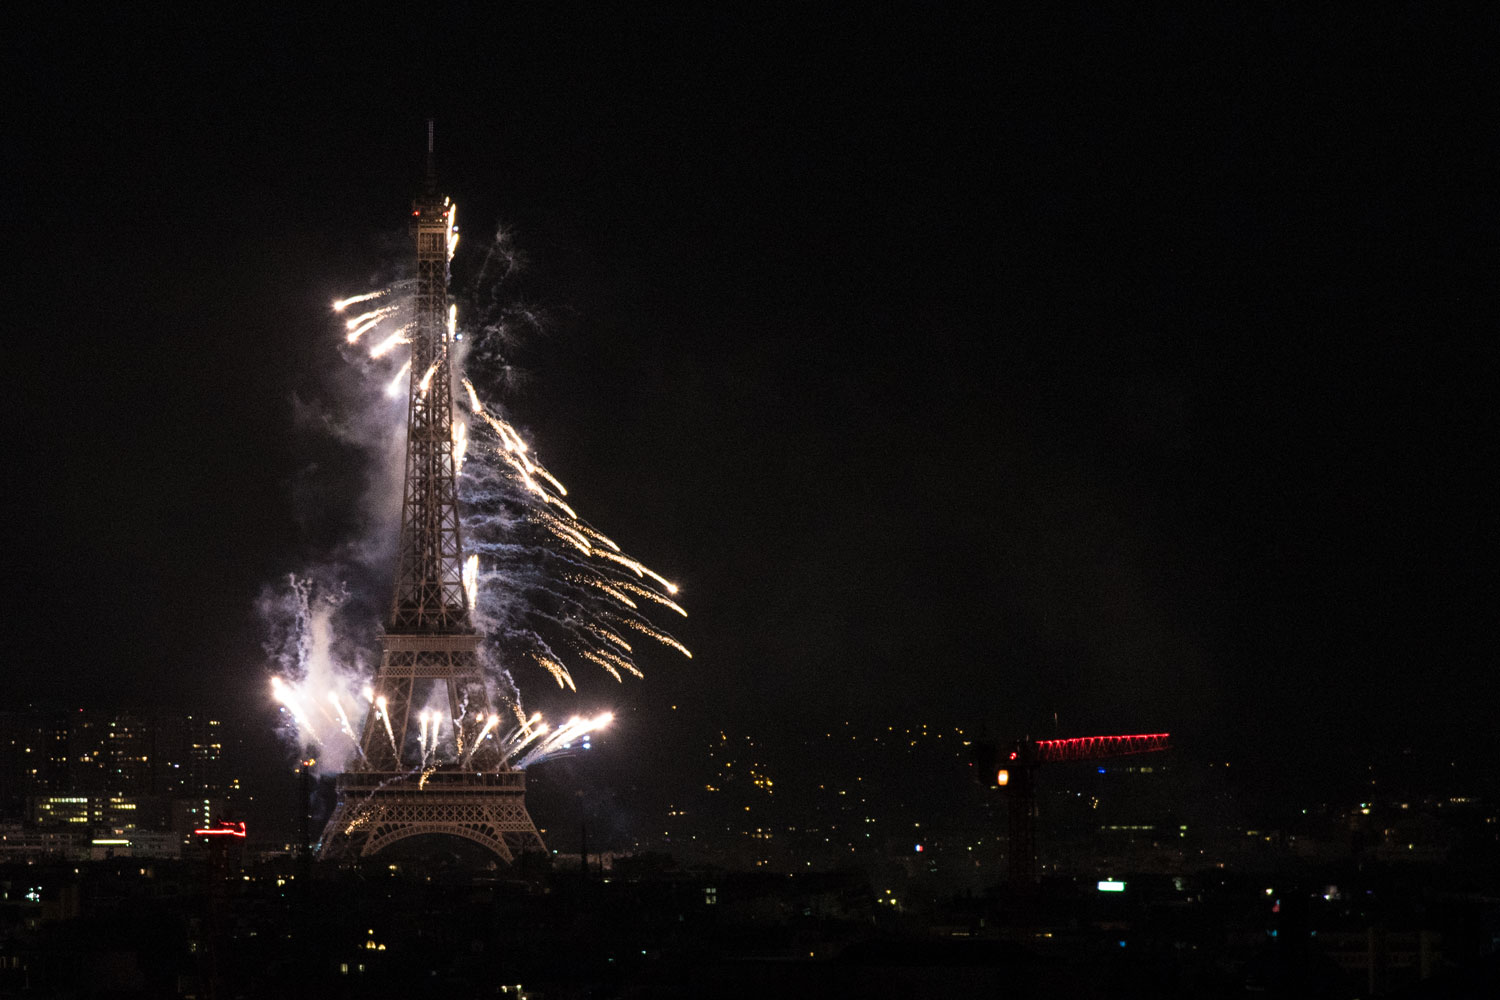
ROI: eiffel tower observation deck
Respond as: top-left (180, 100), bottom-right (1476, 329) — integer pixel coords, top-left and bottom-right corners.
top-left (319, 124), bottom-right (545, 863)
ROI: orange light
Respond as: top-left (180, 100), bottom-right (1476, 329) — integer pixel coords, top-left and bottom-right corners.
top-left (996, 769), bottom-right (1010, 786)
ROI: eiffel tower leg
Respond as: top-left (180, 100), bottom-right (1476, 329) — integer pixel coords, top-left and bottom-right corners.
top-left (318, 796), bottom-right (372, 860)
top-left (320, 769), bottom-right (545, 864)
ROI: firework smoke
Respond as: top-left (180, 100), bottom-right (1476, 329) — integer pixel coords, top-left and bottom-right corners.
top-left (260, 574), bottom-right (370, 775)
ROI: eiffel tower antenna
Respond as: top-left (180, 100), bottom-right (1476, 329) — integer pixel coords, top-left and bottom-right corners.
top-left (425, 118), bottom-right (437, 192)
top-left (319, 124), bottom-right (546, 863)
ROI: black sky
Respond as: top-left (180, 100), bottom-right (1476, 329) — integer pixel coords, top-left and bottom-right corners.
top-left (5, 9), bottom-right (1494, 791)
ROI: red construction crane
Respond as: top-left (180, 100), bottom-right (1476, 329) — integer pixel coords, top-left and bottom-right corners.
top-left (973, 732), bottom-right (1171, 883)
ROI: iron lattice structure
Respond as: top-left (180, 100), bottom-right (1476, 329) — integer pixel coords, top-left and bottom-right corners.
top-left (1027, 732), bottom-right (1171, 765)
top-left (319, 128), bottom-right (545, 864)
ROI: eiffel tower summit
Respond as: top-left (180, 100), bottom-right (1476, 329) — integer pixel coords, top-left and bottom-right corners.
top-left (319, 124), bottom-right (546, 863)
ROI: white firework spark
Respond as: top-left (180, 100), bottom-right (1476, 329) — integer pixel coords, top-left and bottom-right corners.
top-left (332, 290), bottom-right (387, 312)
top-left (369, 326), bottom-right (411, 359)
top-left (385, 358), bottom-right (412, 398)
top-left (462, 553), bottom-right (479, 611)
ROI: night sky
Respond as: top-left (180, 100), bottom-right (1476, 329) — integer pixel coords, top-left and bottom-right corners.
top-left (6, 9), bottom-right (1493, 799)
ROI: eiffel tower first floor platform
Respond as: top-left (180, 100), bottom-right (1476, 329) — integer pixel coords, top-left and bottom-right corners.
top-left (318, 768), bottom-right (546, 864)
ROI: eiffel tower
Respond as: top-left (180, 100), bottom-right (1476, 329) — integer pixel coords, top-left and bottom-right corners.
top-left (319, 124), bottom-right (546, 863)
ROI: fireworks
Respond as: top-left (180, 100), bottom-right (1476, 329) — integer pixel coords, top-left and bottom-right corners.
top-left (462, 712), bottom-right (501, 764)
top-left (327, 691), bottom-right (358, 744)
top-left (385, 358), bottom-right (412, 398)
top-left (332, 289), bottom-right (387, 312)
top-left (462, 553), bottom-right (479, 610)
top-left (530, 651), bottom-right (576, 692)
top-left (418, 710), bottom-right (435, 761)
top-left (270, 214), bottom-right (686, 776)
top-left (460, 378), bottom-right (692, 678)
top-left (452, 419), bottom-right (469, 473)
top-left (515, 712), bottom-right (613, 769)
top-left (369, 327), bottom-right (411, 359)
top-left (417, 360), bottom-right (440, 397)
top-left (375, 695), bottom-right (397, 753)
top-left (344, 305), bottom-right (400, 343)
top-left (271, 659), bottom-right (613, 769)
top-left (271, 676), bottom-right (319, 741)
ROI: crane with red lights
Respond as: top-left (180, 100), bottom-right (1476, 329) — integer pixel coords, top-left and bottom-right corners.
top-left (973, 732), bottom-right (1171, 884)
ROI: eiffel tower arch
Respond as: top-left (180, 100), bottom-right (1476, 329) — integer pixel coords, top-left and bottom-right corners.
top-left (319, 124), bottom-right (545, 864)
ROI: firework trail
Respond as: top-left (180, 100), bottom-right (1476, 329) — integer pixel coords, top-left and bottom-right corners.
top-left (452, 419), bottom-right (469, 473)
top-left (271, 676), bottom-right (319, 742)
top-left (417, 360), bottom-right (441, 397)
top-left (327, 691), bottom-right (360, 745)
top-left (386, 358), bottom-right (412, 398)
top-left (463, 713), bottom-right (501, 764)
top-left (418, 710), bottom-right (433, 764)
top-left (375, 696), bottom-right (398, 754)
top-left (333, 290), bottom-right (387, 312)
top-left (516, 713), bottom-right (613, 769)
top-left (345, 304), bottom-right (400, 343)
top-left (369, 326), bottom-right (411, 359)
